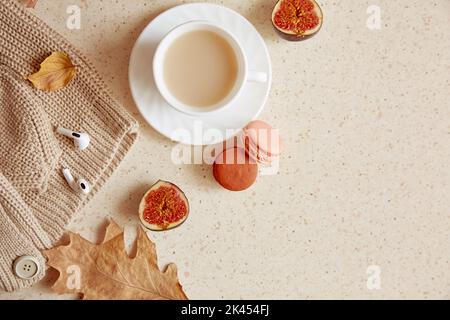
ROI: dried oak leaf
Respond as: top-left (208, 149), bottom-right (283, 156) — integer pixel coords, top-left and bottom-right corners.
top-left (44, 220), bottom-right (188, 300)
top-left (27, 52), bottom-right (76, 92)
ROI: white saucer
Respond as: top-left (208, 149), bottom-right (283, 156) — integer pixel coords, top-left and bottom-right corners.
top-left (129, 3), bottom-right (272, 146)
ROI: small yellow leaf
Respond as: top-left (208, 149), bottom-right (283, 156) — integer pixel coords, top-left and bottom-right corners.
top-left (25, 0), bottom-right (38, 8)
top-left (27, 52), bottom-right (76, 92)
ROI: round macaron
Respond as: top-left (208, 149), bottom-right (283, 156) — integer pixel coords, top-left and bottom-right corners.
top-left (242, 120), bottom-right (283, 164)
top-left (246, 139), bottom-right (273, 165)
top-left (213, 147), bottom-right (258, 191)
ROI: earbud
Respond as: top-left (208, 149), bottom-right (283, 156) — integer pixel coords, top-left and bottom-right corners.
top-left (57, 127), bottom-right (90, 150)
top-left (62, 168), bottom-right (90, 195)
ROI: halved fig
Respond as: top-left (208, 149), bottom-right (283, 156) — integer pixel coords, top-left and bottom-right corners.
top-left (139, 180), bottom-right (189, 231)
top-left (272, 0), bottom-right (323, 41)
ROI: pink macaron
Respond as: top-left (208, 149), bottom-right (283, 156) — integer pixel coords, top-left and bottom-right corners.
top-left (241, 120), bottom-right (283, 165)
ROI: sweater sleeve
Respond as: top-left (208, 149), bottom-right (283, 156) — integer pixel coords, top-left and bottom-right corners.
top-left (0, 173), bottom-right (50, 292)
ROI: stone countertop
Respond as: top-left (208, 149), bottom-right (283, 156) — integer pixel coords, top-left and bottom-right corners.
top-left (2, 0), bottom-right (450, 299)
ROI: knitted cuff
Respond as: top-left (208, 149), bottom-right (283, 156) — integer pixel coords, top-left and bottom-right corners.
top-left (0, 173), bottom-right (50, 292)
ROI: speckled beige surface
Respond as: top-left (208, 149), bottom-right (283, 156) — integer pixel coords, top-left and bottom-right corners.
top-left (1, 0), bottom-right (450, 299)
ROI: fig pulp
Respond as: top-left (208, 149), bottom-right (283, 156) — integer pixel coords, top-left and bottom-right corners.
top-left (272, 0), bottom-right (323, 41)
top-left (139, 180), bottom-right (189, 231)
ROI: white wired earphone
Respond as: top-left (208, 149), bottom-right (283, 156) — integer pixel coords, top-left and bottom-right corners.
top-left (57, 127), bottom-right (91, 195)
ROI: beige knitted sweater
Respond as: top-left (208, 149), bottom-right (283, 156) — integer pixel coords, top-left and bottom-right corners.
top-left (0, 0), bottom-right (138, 291)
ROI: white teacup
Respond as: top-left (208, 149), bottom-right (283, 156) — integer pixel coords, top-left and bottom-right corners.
top-left (153, 21), bottom-right (268, 116)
